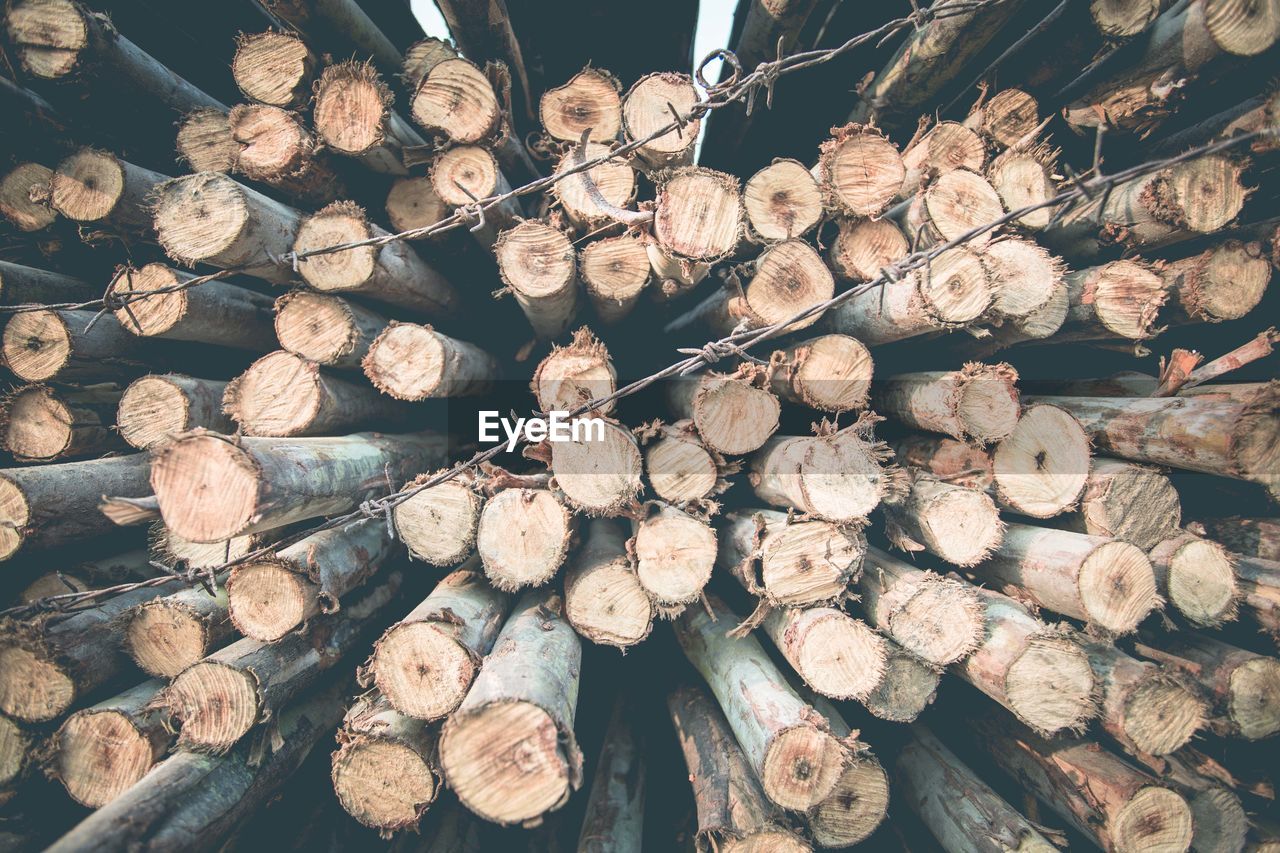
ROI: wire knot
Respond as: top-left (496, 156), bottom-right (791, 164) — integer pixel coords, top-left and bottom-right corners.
top-left (696, 48), bottom-right (742, 95)
top-left (676, 338), bottom-right (765, 374)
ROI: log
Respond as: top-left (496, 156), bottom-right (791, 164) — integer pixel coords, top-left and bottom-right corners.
top-left (1065, 0), bottom-right (1280, 136)
top-left (1085, 641), bottom-right (1206, 758)
top-left (401, 37), bottom-right (458, 91)
top-left (990, 403), bottom-right (1092, 518)
top-left (1149, 531), bottom-right (1238, 627)
top-left (153, 173), bottom-right (300, 285)
top-left (431, 0), bottom-right (532, 132)
top-left (273, 291), bottom-right (388, 370)
top-left (858, 546), bottom-right (985, 666)
top-left (876, 363), bottom-right (1021, 444)
top-left (46, 684), bottom-right (343, 853)
top-left (474, 485), bottom-right (574, 591)
top-left (0, 581), bottom-right (172, 722)
top-left (971, 717), bottom-right (1195, 853)
top-left (494, 220), bottom-right (581, 339)
top-left (952, 584), bottom-right (1097, 734)
top-left (391, 470), bottom-right (483, 567)
top-left (313, 62), bottom-right (425, 175)
top-left (827, 217), bottom-right (910, 282)
top-left (897, 121), bottom-right (986, 201)
top-left (227, 103), bottom-right (348, 207)
top-left (552, 142), bottom-right (636, 233)
top-left (0, 260), bottom-right (95, 307)
top-left (161, 572), bottom-right (403, 751)
top-left (231, 31), bottom-right (316, 109)
top-left (621, 72), bottom-right (698, 171)
top-left (767, 334), bottom-right (873, 413)
top-left (364, 561), bottom-right (510, 721)
top-left (665, 239), bottom-right (833, 336)
top-left (263, 0), bottom-right (404, 75)
top-left (1134, 632), bottom-right (1280, 740)
top-left (531, 328), bottom-right (616, 417)
top-left (893, 432), bottom-right (995, 492)
top-left (987, 142), bottom-right (1058, 231)
top-left (294, 202), bottom-right (459, 317)
top-left (653, 167), bottom-right (744, 264)
top-left (883, 473), bottom-right (1005, 567)
top-left (742, 159), bottom-right (822, 242)
top-left (385, 175), bottom-right (450, 238)
top-left (970, 269), bottom-right (1070, 352)
top-left (630, 503), bottom-right (716, 609)
top-left (981, 237), bottom-right (1064, 323)
top-left (674, 593), bottom-right (849, 811)
top-left (1159, 239), bottom-right (1271, 325)
top-left (1133, 749), bottom-right (1250, 853)
top-left (223, 350), bottom-right (413, 437)
top-left (579, 235), bottom-right (650, 324)
top-left (1152, 87), bottom-right (1280, 157)
top-left (762, 605), bottom-right (887, 701)
top-left (0, 452), bottom-right (151, 562)
top-left (963, 88), bottom-right (1040, 150)
top-left (19, 547), bottom-right (152, 607)
top-left (363, 323), bottom-right (497, 401)
top-left (577, 699), bottom-right (644, 853)
top-left (898, 168), bottom-right (1004, 249)
top-left (827, 246), bottom-right (994, 345)
top-left (667, 684), bottom-right (809, 853)
top-left (1235, 555), bottom-right (1280, 640)
top-left (970, 523), bottom-right (1161, 634)
top-left (539, 67), bottom-right (621, 143)
top-left (1042, 155), bottom-right (1247, 259)
top-left (719, 509), bottom-right (866, 608)
top-left (0, 716), bottom-right (31, 796)
top-left (639, 419), bottom-right (732, 506)
top-left (646, 243), bottom-right (710, 298)
top-left (2, 309), bottom-right (148, 384)
top-left (1059, 260), bottom-right (1168, 343)
top-left (150, 430), bottom-right (447, 542)
top-left (110, 263), bottom-right (276, 351)
top-left (548, 419), bottom-right (643, 516)
top-left (816, 125), bottom-right (906, 219)
top-left (438, 589), bottom-right (583, 826)
top-left (749, 424), bottom-right (893, 524)
top-left (2, 382), bottom-right (123, 462)
top-left (563, 518), bottom-right (653, 648)
top-left (1197, 517), bottom-right (1280, 560)
top-left (226, 518), bottom-right (396, 641)
top-left (117, 374), bottom-right (232, 450)
top-left (802, 694), bottom-right (890, 847)
top-left (896, 724), bottom-right (1059, 853)
top-left (0, 162), bottom-right (57, 233)
top-left (410, 57), bottom-right (501, 145)
top-left (1061, 459), bottom-right (1181, 550)
top-left (863, 641), bottom-right (943, 723)
top-left (331, 691), bottom-right (438, 833)
top-left (51, 679), bottom-right (171, 808)
top-left (152, 525), bottom-right (271, 570)
top-left (1024, 387), bottom-right (1280, 499)
top-left (175, 107), bottom-right (235, 173)
top-left (124, 581), bottom-right (233, 679)
top-left (430, 143), bottom-right (522, 248)
top-left (667, 369), bottom-right (780, 456)
top-left (50, 148), bottom-right (166, 235)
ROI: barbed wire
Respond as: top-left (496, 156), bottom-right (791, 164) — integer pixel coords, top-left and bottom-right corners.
top-left (3, 119), bottom-right (1270, 621)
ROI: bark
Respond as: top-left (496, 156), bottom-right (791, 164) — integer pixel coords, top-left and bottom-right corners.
top-left (653, 167), bottom-right (744, 263)
top-left (719, 508), bottom-right (867, 608)
top-left (564, 518), bottom-right (653, 648)
top-left (1085, 640), bottom-right (1206, 759)
top-left (153, 173), bottom-right (300, 285)
top-left (579, 235), bottom-right (651, 323)
top-left (674, 593), bottom-right (850, 812)
top-left (975, 523), bottom-right (1161, 634)
top-left (365, 561), bottom-right (510, 721)
top-left (262, 0), bottom-right (404, 76)
top-left (952, 584), bottom-right (1098, 735)
top-left (51, 679), bottom-right (172, 808)
top-left (893, 432), bottom-right (996, 492)
top-left (117, 374), bottom-right (232, 450)
top-left (990, 402), bottom-right (1092, 518)
top-left (665, 239), bottom-right (833, 336)
top-left (1159, 239), bottom-right (1272, 325)
top-left (815, 125), bottom-right (905, 219)
top-left (742, 159), bottom-right (822, 242)
top-left (175, 107), bottom-right (235, 173)
top-left (331, 692), bottom-right (438, 834)
top-left (438, 589), bottom-right (583, 826)
top-left (390, 469), bottom-right (483, 567)
top-left (226, 519), bottom-right (396, 641)
top-left (0, 162), bottom-right (57, 233)
top-left (411, 57), bottom-right (502, 144)
top-left (224, 351), bottom-right (414, 437)
top-left (273, 291), bottom-right (388, 370)
top-left (639, 419), bottom-right (734, 506)
top-left (150, 430), bottom-right (448, 542)
top-left (621, 72), bottom-right (699, 172)
top-left (474, 485), bottom-right (575, 591)
top-left (897, 121), bottom-right (987, 201)
top-left (860, 641), bottom-right (942, 723)
top-left (767, 334), bottom-right (873, 413)
top-left (363, 323), bottom-right (497, 401)
top-left (46, 684), bottom-right (344, 853)
top-left (963, 87), bottom-right (1041, 150)
top-left (877, 363), bottom-right (1021, 444)
top-left (667, 370), bottom-right (780, 456)
top-left (827, 217), bottom-right (910, 282)
top-left (883, 473), bottom-right (1005, 567)
top-left (576, 699), bottom-right (645, 853)
top-left (971, 716), bottom-right (1195, 853)
top-left (549, 418), bottom-right (643, 516)
top-left (630, 503), bottom-right (716, 609)
top-left (801, 693), bottom-right (889, 847)
top-left (552, 142), bottom-right (637, 233)
top-left (231, 31), bottom-right (316, 109)
top-left (110, 263), bottom-right (276, 351)
top-left (1197, 517), bottom-right (1280, 560)
top-left (431, 143), bottom-right (523, 248)
top-left (125, 581), bottom-right (233, 679)
top-left (761, 605), bottom-right (887, 701)
top-left (494, 220), bottom-right (581, 339)
top-left (1060, 459), bottom-right (1181, 550)
top-left (1, 382), bottom-right (124, 462)
top-left (50, 148), bottom-right (166, 235)
top-left (749, 423), bottom-right (893, 523)
top-left (2, 309), bottom-right (149, 383)
top-left (0, 260), bottom-right (95, 307)
top-left (828, 246), bottom-right (994, 345)
top-left (313, 62), bottom-right (425, 175)
top-left (1152, 88), bottom-right (1280, 157)
top-left (1149, 531), bottom-right (1238, 627)
top-left (1058, 260), bottom-right (1169, 343)
top-left (227, 104), bottom-right (348, 207)
top-left (666, 684), bottom-right (808, 853)
top-left (1133, 632), bottom-right (1280, 740)
top-left (161, 572), bottom-right (403, 752)
top-left (0, 452), bottom-right (151, 562)
top-left (0, 581), bottom-right (173, 722)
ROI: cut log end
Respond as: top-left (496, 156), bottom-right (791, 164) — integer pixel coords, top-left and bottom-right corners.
top-left (117, 376), bottom-right (195, 450)
top-left (275, 292), bottom-right (364, 365)
top-left (55, 710), bottom-right (156, 808)
top-left (5, 0), bottom-right (87, 79)
top-left (393, 478), bottom-right (482, 566)
top-left (364, 324), bottom-right (458, 401)
top-left (862, 651), bottom-right (939, 722)
top-left (2, 309), bottom-right (72, 382)
top-left (551, 422), bottom-right (643, 515)
top-left (0, 163), bottom-right (57, 231)
top-left (819, 127), bottom-right (905, 217)
top-left (633, 510), bottom-right (715, 606)
top-left (808, 755), bottom-right (890, 848)
top-left (228, 104), bottom-right (311, 180)
top-left (111, 264), bottom-right (190, 336)
top-left (1170, 240), bottom-right (1272, 323)
top-left (476, 489), bottom-right (573, 590)
top-left (1206, 0), bottom-right (1280, 57)
top-left (431, 144), bottom-right (502, 207)
top-left (763, 521), bottom-right (865, 606)
top-left (902, 483), bottom-right (1004, 566)
top-left (533, 331), bottom-right (616, 417)
top-left (0, 644), bottom-right (73, 723)
top-left (580, 236), bottom-right (649, 322)
top-left (744, 160), bottom-right (822, 241)
top-left (1090, 0), bottom-right (1163, 38)
top-left (957, 369), bottom-right (1022, 444)
top-left (1229, 656), bottom-right (1280, 739)
top-left (742, 240), bottom-right (833, 332)
top-left (975, 89), bottom-right (1039, 148)
top-left (564, 558), bottom-right (653, 647)
top-left (374, 622), bottom-right (477, 721)
top-left (0, 476), bottom-right (31, 561)
top-left (0, 715), bottom-right (27, 787)
top-left (151, 434), bottom-right (259, 543)
top-left (3, 385), bottom-right (81, 460)
top-left (233, 31), bottom-right (313, 108)
top-left (645, 432), bottom-right (719, 503)
top-left (988, 149), bottom-right (1055, 230)
top-left (1078, 540), bottom-right (1161, 633)
top-left (412, 58), bottom-right (500, 144)
top-left (1005, 635), bottom-right (1096, 734)
top-left (294, 205), bottom-right (379, 293)
top-left (386, 176), bottom-right (448, 235)
top-left (778, 335), bottom-right (873, 413)
top-left (760, 725), bottom-right (847, 812)
top-left (332, 737), bottom-right (437, 831)
top-left (622, 72), bottom-right (699, 168)
top-left (495, 221), bottom-right (576, 298)
top-left (153, 173), bottom-right (254, 267)
top-left (1112, 787), bottom-right (1194, 852)
top-left (1124, 677), bottom-right (1207, 756)
top-left (722, 831), bottom-right (811, 853)
top-left (888, 573), bottom-right (984, 665)
top-left (1158, 537), bottom-right (1238, 627)
top-left (984, 238), bottom-right (1063, 321)
top-left (917, 168), bottom-right (1004, 246)
top-left (688, 377), bottom-right (780, 456)
top-left (654, 168), bottom-right (743, 263)
top-left (227, 560), bottom-right (315, 642)
top-left (795, 430), bottom-right (888, 522)
top-left (993, 404), bottom-right (1091, 518)
top-left (176, 109), bottom-right (235, 173)
top-left (166, 661), bottom-right (258, 750)
top-left (554, 142), bottom-right (636, 230)
top-left (223, 351), bottom-right (327, 436)
top-left (788, 611), bottom-right (887, 700)
top-left (1077, 461), bottom-right (1181, 551)
top-left (828, 217), bottom-right (909, 282)
top-left (314, 63), bottom-right (392, 156)
top-left (539, 67), bottom-right (621, 143)
top-left (1074, 260), bottom-right (1167, 340)
top-left (920, 246), bottom-right (993, 325)
top-left (1161, 155), bottom-right (1247, 234)
top-left (126, 600), bottom-right (216, 678)
top-left (50, 149), bottom-right (125, 222)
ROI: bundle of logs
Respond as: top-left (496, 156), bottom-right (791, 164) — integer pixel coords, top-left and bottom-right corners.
top-left (1, 0), bottom-right (1280, 850)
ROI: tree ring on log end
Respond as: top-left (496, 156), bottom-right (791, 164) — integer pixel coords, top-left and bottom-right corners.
top-left (1124, 678), bottom-right (1205, 756)
top-left (373, 621), bottom-right (477, 720)
top-left (5, 0), bottom-right (88, 79)
top-left (224, 351), bottom-right (326, 437)
top-left (1229, 657), bottom-right (1280, 739)
top-left (1004, 636), bottom-right (1095, 734)
top-left (1078, 540), bottom-right (1159, 633)
top-left (760, 725), bottom-right (846, 811)
top-left (633, 510), bottom-right (715, 606)
top-left (227, 559), bottom-right (312, 642)
top-left (4, 385), bottom-right (75, 460)
top-left (762, 521), bottom-right (864, 606)
top-left (126, 600), bottom-right (213, 678)
top-left (792, 611), bottom-right (886, 700)
top-left (51, 149), bottom-right (123, 222)
top-left (154, 174), bottom-right (251, 266)
top-left (2, 309), bottom-right (72, 382)
top-left (332, 737), bottom-right (437, 831)
top-left (56, 710), bottom-right (155, 807)
top-left (808, 756), bottom-right (890, 847)
top-left (150, 434), bottom-right (260, 543)
top-left (117, 376), bottom-right (190, 450)
top-left (476, 489), bottom-right (573, 590)
top-left (111, 264), bottom-right (189, 336)
top-left (0, 644), bottom-right (73, 722)
top-left (993, 404), bottom-right (1090, 518)
top-left (1112, 786), bottom-right (1194, 852)
top-left (166, 661), bottom-right (259, 750)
